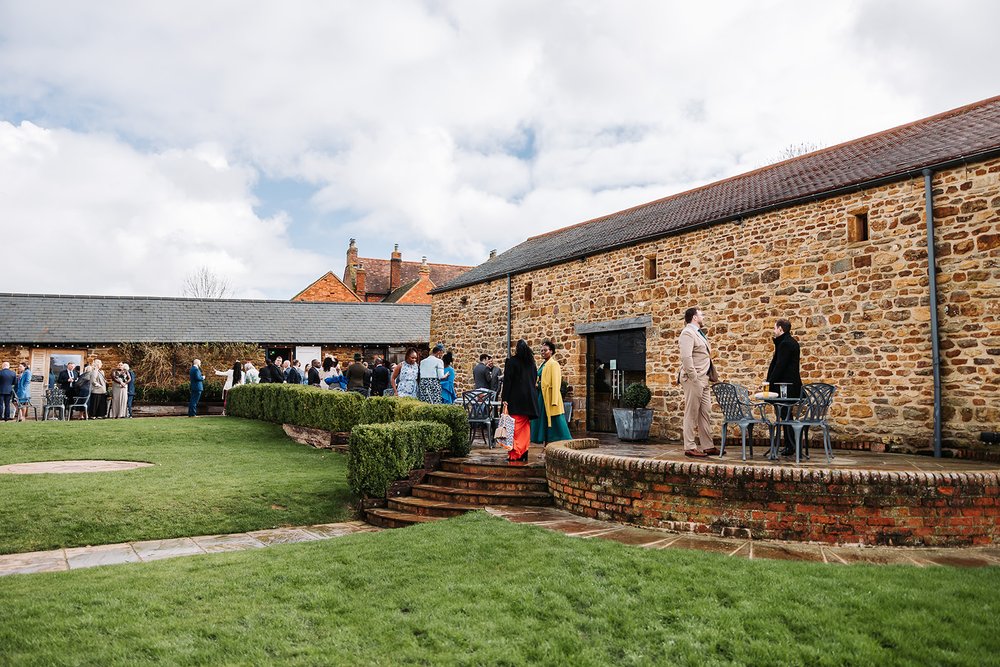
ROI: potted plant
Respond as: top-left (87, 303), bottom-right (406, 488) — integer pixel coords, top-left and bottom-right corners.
top-left (613, 383), bottom-right (653, 441)
top-left (561, 379), bottom-right (574, 424)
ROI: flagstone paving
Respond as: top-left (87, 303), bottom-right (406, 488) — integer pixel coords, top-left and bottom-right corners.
top-left (3, 510), bottom-right (998, 577)
top-left (484, 506), bottom-right (1000, 568)
top-left (0, 521), bottom-right (378, 577)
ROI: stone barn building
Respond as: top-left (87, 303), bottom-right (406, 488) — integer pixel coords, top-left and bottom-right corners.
top-left (0, 294), bottom-right (430, 405)
top-left (431, 96), bottom-right (1000, 453)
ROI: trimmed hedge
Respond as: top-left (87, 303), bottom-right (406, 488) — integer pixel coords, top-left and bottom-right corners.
top-left (347, 421), bottom-right (450, 497)
top-left (136, 382), bottom-right (224, 404)
top-left (228, 385), bottom-right (470, 456)
top-left (398, 403), bottom-right (470, 457)
top-left (226, 384), bottom-right (363, 432)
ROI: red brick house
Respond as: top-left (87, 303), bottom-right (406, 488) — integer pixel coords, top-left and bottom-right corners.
top-left (292, 240), bottom-right (472, 305)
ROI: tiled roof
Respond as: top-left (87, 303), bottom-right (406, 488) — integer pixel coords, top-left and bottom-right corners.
top-left (0, 294), bottom-right (430, 344)
top-left (381, 278), bottom-right (422, 304)
top-left (434, 95), bottom-right (1000, 293)
top-left (357, 257), bottom-right (471, 296)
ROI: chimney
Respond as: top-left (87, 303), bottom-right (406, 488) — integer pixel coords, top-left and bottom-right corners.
top-left (419, 256), bottom-right (430, 276)
top-left (489, 249), bottom-right (497, 260)
top-left (390, 243), bottom-right (402, 291)
top-left (355, 265), bottom-right (366, 299)
top-left (346, 238), bottom-right (358, 273)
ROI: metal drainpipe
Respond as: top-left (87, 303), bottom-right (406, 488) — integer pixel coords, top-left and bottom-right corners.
top-left (923, 168), bottom-right (942, 458)
top-left (506, 274), bottom-right (512, 356)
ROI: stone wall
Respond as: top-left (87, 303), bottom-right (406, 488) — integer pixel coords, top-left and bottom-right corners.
top-left (432, 158), bottom-right (1000, 450)
top-left (545, 441), bottom-right (1000, 546)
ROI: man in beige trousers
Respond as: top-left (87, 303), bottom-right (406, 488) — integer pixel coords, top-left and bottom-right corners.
top-left (678, 307), bottom-right (719, 457)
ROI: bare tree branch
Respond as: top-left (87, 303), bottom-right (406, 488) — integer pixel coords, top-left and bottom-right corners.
top-left (182, 266), bottom-right (233, 299)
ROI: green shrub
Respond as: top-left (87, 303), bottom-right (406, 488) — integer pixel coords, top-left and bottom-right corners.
top-left (347, 421), bottom-right (450, 497)
top-left (356, 395), bottom-right (422, 425)
top-left (622, 383), bottom-right (652, 409)
top-left (226, 384), bottom-right (363, 431)
top-left (398, 404), bottom-right (471, 457)
top-left (136, 382), bottom-right (224, 404)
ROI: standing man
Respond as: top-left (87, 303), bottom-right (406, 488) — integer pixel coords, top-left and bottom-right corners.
top-left (346, 353), bottom-right (367, 392)
top-left (124, 363), bottom-right (137, 418)
top-left (472, 354), bottom-right (491, 389)
top-left (58, 362), bottom-right (78, 407)
top-left (188, 359), bottom-right (204, 417)
top-left (766, 318), bottom-right (802, 456)
top-left (678, 307), bottom-right (719, 458)
top-left (0, 362), bottom-right (16, 421)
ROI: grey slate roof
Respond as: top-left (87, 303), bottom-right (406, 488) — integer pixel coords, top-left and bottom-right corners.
top-left (0, 294), bottom-right (430, 344)
top-left (435, 95), bottom-right (1000, 293)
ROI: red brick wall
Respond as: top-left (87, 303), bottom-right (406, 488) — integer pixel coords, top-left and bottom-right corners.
top-left (292, 272), bottom-right (361, 303)
top-left (545, 440), bottom-right (1000, 547)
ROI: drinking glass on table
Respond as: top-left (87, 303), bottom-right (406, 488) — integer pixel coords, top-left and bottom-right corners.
top-left (779, 384), bottom-right (788, 398)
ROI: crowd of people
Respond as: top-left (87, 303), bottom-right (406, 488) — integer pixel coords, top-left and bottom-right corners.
top-left (188, 349), bottom-right (464, 416)
top-left (0, 360), bottom-right (139, 422)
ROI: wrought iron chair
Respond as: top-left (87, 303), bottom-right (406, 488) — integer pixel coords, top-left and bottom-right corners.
top-left (13, 395), bottom-right (38, 421)
top-left (771, 383), bottom-right (836, 464)
top-left (463, 389), bottom-right (496, 449)
top-left (711, 383), bottom-right (774, 461)
top-left (67, 390), bottom-right (91, 420)
top-left (43, 387), bottom-right (67, 421)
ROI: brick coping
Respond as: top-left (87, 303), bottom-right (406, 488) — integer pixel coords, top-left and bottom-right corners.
top-left (547, 439), bottom-right (1000, 486)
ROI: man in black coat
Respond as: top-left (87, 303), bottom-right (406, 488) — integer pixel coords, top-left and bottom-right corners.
top-left (260, 359), bottom-right (284, 384)
top-left (766, 318), bottom-right (802, 455)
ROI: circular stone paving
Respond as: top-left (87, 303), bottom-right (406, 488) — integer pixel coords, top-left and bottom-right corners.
top-left (0, 460), bottom-right (154, 474)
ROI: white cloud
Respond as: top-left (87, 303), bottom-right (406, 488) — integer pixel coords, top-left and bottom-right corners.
top-left (0, 121), bottom-right (327, 297)
top-left (1, 0), bottom-right (997, 293)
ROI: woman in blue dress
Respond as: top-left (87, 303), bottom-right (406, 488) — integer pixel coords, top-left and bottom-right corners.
top-left (440, 352), bottom-right (456, 404)
top-left (391, 348), bottom-right (420, 398)
top-left (14, 362), bottom-right (32, 422)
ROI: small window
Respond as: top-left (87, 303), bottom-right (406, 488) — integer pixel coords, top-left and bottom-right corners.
top-left (848, 212), bottom-right (869, 243)
top-left (524, 283), bottom-right (533, 301)
top-left (644, 255), bottom-right (657, 280)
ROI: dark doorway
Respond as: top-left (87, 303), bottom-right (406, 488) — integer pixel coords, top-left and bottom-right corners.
top-left (266, 347), bottom-right (293, 364)
top-left (586, 329), bottom-right (646, 432)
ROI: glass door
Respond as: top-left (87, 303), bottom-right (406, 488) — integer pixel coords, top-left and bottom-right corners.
top-left (586, 329), bottom-right (646, 432)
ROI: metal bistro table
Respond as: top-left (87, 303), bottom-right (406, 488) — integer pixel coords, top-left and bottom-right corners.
top-left (760, 390), bottom-right (805, 461)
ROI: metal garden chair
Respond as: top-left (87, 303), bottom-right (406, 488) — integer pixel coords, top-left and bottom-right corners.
top-left (43, 387), bottom-right (66, 421)
top-left (462, 388), bottom-right (496, 449)
top-left (771, 383), bottom-right (836, 464)
top-left (711, 382), bottom-right (774, 461)
top-left (67, 391), bottom-right (91, 420)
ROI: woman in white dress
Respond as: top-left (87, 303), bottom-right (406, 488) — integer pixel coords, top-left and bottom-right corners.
top-left (215, 361), bottom-right (243, 415)
top-left (391, 348), bottom-right (420, 398)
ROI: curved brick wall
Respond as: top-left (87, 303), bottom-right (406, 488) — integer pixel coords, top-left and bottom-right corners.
top-left (545, 440), bottom-right (1000, 547)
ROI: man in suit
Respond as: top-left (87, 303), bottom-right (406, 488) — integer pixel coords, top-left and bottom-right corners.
top-left (472, 354), bottom-right (491, 389)
top-left (57, 362), bottom-right (78, 406)
top-left (346, 353), bottom-right (367, 391)
top-left (0, 362), bottom-right (16, 421)
top-left (766, 318), bottom-right (803, 456)
top-left (124, 363), bottom-right (137, 418)
top-left (188, 359), bottom-right (204, 417)
top-left (678, 307), bottom-right (719, 457)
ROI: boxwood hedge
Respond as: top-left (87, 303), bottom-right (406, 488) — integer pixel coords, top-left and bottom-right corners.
top-left (347, 421), bottom-right (450, 497)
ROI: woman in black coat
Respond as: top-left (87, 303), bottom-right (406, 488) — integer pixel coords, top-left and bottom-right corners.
top-left (500, 339), bottom-right (539, 462)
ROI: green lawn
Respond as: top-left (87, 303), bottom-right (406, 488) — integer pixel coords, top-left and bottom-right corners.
top-left (0, 417), bottom-right (352, 554)
top-left (0, 512), bottom-right (996, 666)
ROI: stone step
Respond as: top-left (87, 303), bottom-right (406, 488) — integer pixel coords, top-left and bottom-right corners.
top-left (388, 496), bottom-right (476, 518)
top-left (425, 470), bottom-right (550, 493)
top-left (411, 484), bottom-right (553, 507)
top-left (440, 458), bottom-right (547, 479)
top-left (365, 508), bottom-right (445, 529)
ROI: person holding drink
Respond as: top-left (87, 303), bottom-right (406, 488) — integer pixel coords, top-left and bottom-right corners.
top-left (766, 318), bottom-right (802, 456)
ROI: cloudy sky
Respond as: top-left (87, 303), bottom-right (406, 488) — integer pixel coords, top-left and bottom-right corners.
top-left (1, 0), bottom-right (997, 299)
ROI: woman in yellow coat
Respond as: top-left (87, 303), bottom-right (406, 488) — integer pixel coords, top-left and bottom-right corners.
top-left (531, 340), bottom-right (572, 444)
